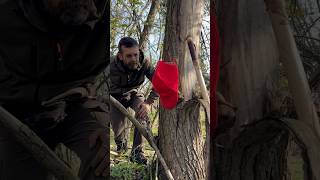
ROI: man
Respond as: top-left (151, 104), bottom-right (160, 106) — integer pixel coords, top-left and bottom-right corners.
top-left (0, 0), bottom-right (109, 179)
top-left (109, 37), bottom-right (158, 164)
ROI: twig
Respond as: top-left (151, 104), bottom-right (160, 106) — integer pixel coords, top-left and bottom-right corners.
top-left (186, 37), bottom-right (210, 103)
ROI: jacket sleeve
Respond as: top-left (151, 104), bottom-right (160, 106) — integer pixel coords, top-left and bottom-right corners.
top-left (144, 58), bottom-right (159, 105)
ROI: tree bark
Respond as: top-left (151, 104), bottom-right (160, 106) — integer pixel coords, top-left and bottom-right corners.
top-left (214, 0), bottom-right (320, 179)
top-left (159, 100), bottom-right (206, 180)
top-left (213, 0), bottom-right (290, 179)
top-left (217, 0), bottom-right (279, 132)
top-left (162, 0), bottom-right (203, 101)
top-left (158, 0), bottom-right (206, 179)
top-left (213, 118), bottom-right (320, 180)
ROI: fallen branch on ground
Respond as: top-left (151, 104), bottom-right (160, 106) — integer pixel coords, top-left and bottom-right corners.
top-left (0, 106), bottom-right (80, 180)
top-left (107, 95), bottom-right (175, 180)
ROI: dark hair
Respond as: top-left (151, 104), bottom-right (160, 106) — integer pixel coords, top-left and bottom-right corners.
top-left (118, 37), bottom-right (139, 52)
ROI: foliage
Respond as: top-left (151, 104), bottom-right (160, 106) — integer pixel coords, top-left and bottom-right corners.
top-left (286, 0), bottom-right (320, 87)
top-left (110, 0), bottom-right (210, 76)
top-left (110, 0), bottom-right (166, 61)
top-left (111, 162), bottom-right (148, 180)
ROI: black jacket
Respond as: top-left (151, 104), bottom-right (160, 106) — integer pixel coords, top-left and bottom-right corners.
top-left (0, 0), bottom-right (108, 107)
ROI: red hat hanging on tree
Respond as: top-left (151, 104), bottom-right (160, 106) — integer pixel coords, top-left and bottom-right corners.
top-left (152, 60), bottom-right (179, 109)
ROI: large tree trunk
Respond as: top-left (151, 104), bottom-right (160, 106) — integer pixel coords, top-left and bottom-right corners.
top-left (162, 1), bottom-right (203, 101)
top-left (213, 0), bottom-right (289, 179)
top-left (217, 0), bottom-right (279, 131)
top-left (158, 0), bottom-right (206, 179)
top-left (159, 100), bottom-right (206, 180)
top-left (212, 0), bottom-right (320, 179)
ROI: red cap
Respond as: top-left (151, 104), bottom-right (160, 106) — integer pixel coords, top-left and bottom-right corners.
top-left (152, 61), bottom-right (179, 109)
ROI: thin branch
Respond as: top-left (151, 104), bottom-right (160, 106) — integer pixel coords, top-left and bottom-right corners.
top-left (107, 96), bottom-right (175, 180)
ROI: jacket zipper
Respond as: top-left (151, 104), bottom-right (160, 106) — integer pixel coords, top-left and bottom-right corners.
top-left (56, 41), bottom-right (64, 71)
top-left (33, 42), bottom-right (41, 105)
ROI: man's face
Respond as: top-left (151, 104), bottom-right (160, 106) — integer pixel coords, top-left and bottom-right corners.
top-left (43, 0), bottom-right (98, 26)
top-left (118, 46), bottom-right (140, 70)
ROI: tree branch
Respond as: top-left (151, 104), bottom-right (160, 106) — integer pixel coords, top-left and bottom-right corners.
top-left (0, 106), bottom-right (80, 180)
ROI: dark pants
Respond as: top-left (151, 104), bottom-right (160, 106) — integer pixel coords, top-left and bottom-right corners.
top-left (0, 102), bottom-right (109, 180)
top-left (110, 94), bottom-right (150, 152)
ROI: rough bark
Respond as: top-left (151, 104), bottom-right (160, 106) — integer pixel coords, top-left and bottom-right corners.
top-left (213, 118), bottom-right (320, 180)
top-left (162, 0), bottom-right (203, 101)
top-left (159, 100), bottom-right (206, 180)
top-left (217, 119), bottom-right (290, 180)
top-left (158, 0), bottom-right (206, 179)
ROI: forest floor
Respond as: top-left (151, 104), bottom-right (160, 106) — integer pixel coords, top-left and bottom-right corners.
top-left (109, 109), bottom-right (304, 180)
top-left (110, 108), bottom-right (208, 180)
top-left (109, 109), bottom-right (159, 180)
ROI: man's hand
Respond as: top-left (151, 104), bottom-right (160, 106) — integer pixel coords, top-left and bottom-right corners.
top-left (89, 128), bottom-right (109, 177)
top-left (136, 102), bottom-right (151, 120)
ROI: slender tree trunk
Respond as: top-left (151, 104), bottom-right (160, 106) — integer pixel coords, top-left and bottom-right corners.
top-left (158, 0), bottom-right (206, 179)
top-left (139, 0), bottom-right (161, 51)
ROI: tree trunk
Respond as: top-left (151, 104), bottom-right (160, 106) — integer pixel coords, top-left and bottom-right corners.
top-left (159, 100), bottom-right (206, 180)
top-left (217, 0), bottom-right (279, 131)
top-left (215, 119), bottom-right (290, 180)
top-left (213, 0), bottom-right (290, 179)
top-left (139, 0), bottom-right (161, 51)
top-left (158, 0), bottom-right (206, 179)
top-left (162, 0), bottom-right (203, 101)
top-left (214, 118), bottom-right (320, 180)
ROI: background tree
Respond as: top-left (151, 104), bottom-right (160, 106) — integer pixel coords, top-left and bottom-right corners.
top-left (212, 0), bottom-right (320, 179)
top-left (104, 0), bottom-right (210, 179)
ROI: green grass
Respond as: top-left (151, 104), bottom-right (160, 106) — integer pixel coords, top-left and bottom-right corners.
top-left (110, 112), bottom-right (157, 180)
top-left (111, 162), bottom-right (148, 180)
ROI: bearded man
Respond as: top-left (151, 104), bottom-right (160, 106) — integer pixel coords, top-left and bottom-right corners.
top-left (0, 0), bottom-right (109, 179)
top-left (109, 37), bottom-right (158, 165)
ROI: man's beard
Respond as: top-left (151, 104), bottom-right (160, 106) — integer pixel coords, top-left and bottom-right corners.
top-left (45, 0), bottom-right (98, 26)
top-left (126, 62), bottom-right (139, 70)
top-left (122, 60), bottom-right (139, 71)
top-left (59, 6), bottom-right (90, 26)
